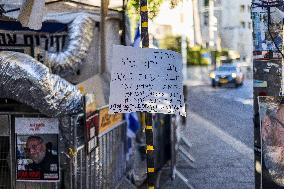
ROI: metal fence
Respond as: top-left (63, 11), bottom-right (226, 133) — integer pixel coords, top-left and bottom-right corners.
top-left (0, 106), bottom-right (172, 189)
top-left (73, 121), bottom-right (127, 189)
top-left (0, 136), bottom-right (10, 189)
top-left (0, 111), bottom-right (127, 189)
top-left (153, 114), bottom-right (171, 171)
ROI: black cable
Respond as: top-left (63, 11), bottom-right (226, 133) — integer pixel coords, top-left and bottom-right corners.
top-left (0, 4), bottom-right (5, 15)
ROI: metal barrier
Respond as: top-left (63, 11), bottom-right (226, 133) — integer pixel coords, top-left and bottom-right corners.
top-left (72, 121), bottom-right (127, 189)
top-left (0, 105), bottom-right (128, 189)
top-left (0, 101), bottom-right (173, 189)
top-left (0, 136), bottom-right (10, 189)
top-left (153, 114), bottom-right (171, 171)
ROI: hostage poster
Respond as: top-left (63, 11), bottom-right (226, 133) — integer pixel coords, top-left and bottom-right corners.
top-left (258, 96), bottom-right (284, 189)
top-left (15, 117), bottom-right (59, 182)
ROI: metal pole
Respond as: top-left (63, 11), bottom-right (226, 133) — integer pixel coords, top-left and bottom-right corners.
top-left (181, 1), bottom-right (188, 81)
top-left (192, 0), bottom-right (202, 45)
top-left (140, 1), bottom-right (155, 188)
top-left (208, 0), bottom-right (215, 48)
top-left (100, 0), bottom-right (109, 74)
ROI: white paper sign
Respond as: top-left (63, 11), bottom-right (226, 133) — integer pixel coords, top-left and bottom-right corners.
top-left (109, 45), bottom-right (186, 116)
top-left (15, 118), bottom-right (59, 134)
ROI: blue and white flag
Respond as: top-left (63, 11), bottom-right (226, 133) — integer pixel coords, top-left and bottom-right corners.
top-left (132, 22), bottom-right (141, 48)
top-left (126, 22), bottom-right (142, 160)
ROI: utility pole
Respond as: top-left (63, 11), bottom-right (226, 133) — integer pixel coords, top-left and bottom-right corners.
top-left (181, 1), bottom-right (188, 81)
top-left (208, 0), bottom-right (215, 48)
top-left (140, 1), bottom-right (156, 189)
top-left (192, 0), bottom-right (203, 45)
top-left (100, 0), bottom-right (109, 74)
top-left (251, 1), bottom-right (283, 188)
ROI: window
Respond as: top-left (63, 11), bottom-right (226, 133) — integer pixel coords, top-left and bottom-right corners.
top-left (204, 0), bottom-right (209, 6)
top-left (240, 5), bottom-right (245, 12)
top-left (204, 13), bottom-right (209, 26)
top-left (248, 22), bottom-right (251, 29)
top-left (248, 5), bottom-right (251, 12)
top-left (241, 21), bottom-right (246, 28)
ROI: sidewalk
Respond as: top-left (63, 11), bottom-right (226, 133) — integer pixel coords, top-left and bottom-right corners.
top-left (159, 112), bottom-right (254, 189)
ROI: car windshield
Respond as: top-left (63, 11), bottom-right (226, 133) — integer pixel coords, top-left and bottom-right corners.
top-left (216, 66), bottom-right (237, 72)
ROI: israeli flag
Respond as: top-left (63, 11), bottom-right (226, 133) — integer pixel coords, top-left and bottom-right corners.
top-left (132, 22), bottom-right (141, 48)
top-left (126, 22), bottom-right (142, 160)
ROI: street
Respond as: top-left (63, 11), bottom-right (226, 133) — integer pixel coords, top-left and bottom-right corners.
top-left (161, 69), bottom-right (254, 189)
top-left (0, 1), bottom-right (277, 189)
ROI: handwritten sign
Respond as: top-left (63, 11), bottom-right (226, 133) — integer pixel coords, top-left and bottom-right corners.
top-left (109, 45), bottom-right (186, 116)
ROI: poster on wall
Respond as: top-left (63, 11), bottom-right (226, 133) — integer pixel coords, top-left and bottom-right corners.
top-left (84, 93), bottom-right (98, 153)
top-left (258, 96), bottom-right (284, 189)
top-left (15, 117), bottom-right (59, 182)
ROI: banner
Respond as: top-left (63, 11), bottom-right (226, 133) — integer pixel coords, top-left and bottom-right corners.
top-left (258, 96), bottom-right (284, 189)
top-left (15, 118), bottom-right (59, 182)
top-left (0, 20), bottom-right (67, 61)
top-left (109, 45), bottom-right (185, 116)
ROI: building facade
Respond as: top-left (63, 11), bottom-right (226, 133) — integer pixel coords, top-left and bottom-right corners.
top-left (199, 0), bottom-right (253, 65)
top-left (149, 0), bottom-right (195, 46)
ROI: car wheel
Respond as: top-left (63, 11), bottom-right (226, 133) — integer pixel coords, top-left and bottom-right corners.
top-left (212, 80), bottom-right (216, 87)
top-left (235, 82), bottom-right (239, 88)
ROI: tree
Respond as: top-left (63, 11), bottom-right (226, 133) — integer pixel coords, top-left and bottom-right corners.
top-left (159, 35), bottom-right (181, 52)
top-left (127, 0), bottom-right (182, 21)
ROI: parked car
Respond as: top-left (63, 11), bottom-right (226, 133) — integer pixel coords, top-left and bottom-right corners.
top-left (209, 64), bottom-right (244, 87)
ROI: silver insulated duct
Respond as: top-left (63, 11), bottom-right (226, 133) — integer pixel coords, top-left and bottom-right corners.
top-left (0, 51), bottom-right (83, 117)
top-left (45, 13), bottom-right (95, 77)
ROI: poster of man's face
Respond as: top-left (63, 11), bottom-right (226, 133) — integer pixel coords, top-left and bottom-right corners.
top-left (15, 118), bottom-right (59, 182)
top-left (259, 96), bottom-right (284, 189)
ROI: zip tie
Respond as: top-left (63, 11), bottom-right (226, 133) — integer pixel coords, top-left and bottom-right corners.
top-left (142, 22), bottom-right (148, 28)
top-left (141, 5), bottom-right (148, 12)
top-left (146, 145), bottom-right (154, 153)
top-left (146, 125), bottom-right (153, 130)
top-left (148, 168), bottom-right (155, 173)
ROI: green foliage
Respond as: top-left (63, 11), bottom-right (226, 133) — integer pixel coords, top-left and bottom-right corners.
top-left (159, 35), bottom-right (232, 66)
top-left (159, 35), bottom-right (181, 53)
top-left (127, 0), bottom-right (182, 21)
top-left (127, 0), bottom-right (164, 21)
top-left (126, 0), bottom-right (183, 43)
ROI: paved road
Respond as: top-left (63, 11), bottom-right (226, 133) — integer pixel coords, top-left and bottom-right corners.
top-left (161, 79), bottom-right (254, 189)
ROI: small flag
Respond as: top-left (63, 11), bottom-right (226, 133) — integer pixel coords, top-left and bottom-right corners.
top-left (132, 22), bottom-right (141, 48)
top-left (125, 112), bottom-right (141, 160)
top-left (126, 22), bottom-right (141, 161)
